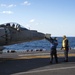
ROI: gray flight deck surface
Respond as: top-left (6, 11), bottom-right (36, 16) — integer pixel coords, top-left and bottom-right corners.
top-left (0, 49), bottom-right (75, 75)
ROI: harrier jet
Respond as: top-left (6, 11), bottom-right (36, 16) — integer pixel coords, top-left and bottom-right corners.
top-left (0, 22), bottom-right (45, 51)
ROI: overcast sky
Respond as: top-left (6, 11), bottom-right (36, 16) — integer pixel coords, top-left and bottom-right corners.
top-left (0, 0), bottom-right (75, 36)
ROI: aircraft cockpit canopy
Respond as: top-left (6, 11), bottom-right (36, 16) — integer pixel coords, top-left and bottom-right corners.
top-left (0, 22), bottom-right (28, 31)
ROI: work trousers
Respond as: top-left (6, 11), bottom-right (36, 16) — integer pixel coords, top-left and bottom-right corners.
top-left (64, 50), bottom-right (68, 61)
top-left (50, 48), bottom-right (58, 63)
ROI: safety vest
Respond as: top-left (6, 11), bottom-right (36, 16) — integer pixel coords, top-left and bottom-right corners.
top-left (62, 38), bottom-right (68, 50)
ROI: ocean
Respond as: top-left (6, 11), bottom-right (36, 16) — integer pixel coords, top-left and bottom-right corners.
top-left (4, 37), bottom-right (75, 51)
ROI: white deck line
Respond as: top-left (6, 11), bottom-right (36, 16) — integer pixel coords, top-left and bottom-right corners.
top-left (18, 52), bottom-right (64, 56)
top-left (11, 66), bottom-right (75, 75)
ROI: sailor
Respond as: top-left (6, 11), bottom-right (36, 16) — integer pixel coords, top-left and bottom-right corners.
top-left (6, 23), bottom-right (10, 27)
top-left (45, 36), bottom-right (58, 64)
top-left (12, 24), bottom-right (15, 28)
top-left (61, 35), bottom-right (69, 62)
top-left (16, 24), bottom-right (20, 31)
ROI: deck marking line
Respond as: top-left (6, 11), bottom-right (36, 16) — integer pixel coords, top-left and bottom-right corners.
top-left (12, 66), bottom-right (75, 75)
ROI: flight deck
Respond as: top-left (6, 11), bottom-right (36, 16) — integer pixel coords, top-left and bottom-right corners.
top-left (0, 49), bottom-right (75, 75)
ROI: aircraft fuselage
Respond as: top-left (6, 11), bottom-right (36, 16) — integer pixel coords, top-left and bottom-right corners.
top-left (0, 22), bottom-right (45, 46)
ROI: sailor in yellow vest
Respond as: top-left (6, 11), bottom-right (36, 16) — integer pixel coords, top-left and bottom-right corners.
top-left (61, 35), bottom-right (69, 62)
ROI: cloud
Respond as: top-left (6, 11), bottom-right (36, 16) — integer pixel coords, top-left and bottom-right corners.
top-left (0, 4), bottom-right (16, 8)
top-left (0, 11), bottom-right (14, 14)
top-left (29, 19), bottom-right (35, 23)
top-left (8, 4), bottom-right (16, 8)
top-left (1, 4), bottom-right (6, 7)
top-left (22, 1), bottom-right (31, 6)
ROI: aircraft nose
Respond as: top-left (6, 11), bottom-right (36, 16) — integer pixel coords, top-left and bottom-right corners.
top-left (37, 32), bottom-right (45, 39)
top-left (31, 30), bottom-right (45, 41)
